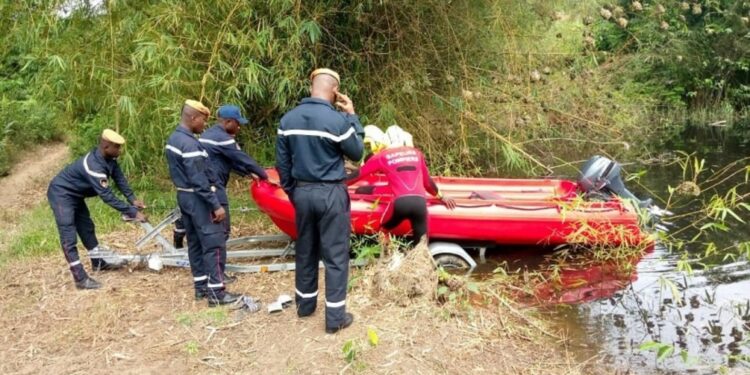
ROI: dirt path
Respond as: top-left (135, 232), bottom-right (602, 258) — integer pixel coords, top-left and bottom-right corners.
top-left (0, 143), bottom-right (68, 253)
top-left (0, 142), bottom-right (69, 219)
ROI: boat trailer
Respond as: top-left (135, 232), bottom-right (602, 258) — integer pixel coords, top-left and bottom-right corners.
top-left (89, 208), bottom-right (477, 273)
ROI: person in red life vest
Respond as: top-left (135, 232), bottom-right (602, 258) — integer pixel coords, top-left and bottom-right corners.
top-left (348, 125), bottom-right (456, 244)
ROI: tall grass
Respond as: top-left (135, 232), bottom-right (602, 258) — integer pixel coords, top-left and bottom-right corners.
top-left (0, 0), bottom-right (673, 179)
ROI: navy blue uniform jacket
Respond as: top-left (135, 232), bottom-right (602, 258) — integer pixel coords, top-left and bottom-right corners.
top-left (165, 125), bottom-right (221, 210)
top-left (275, 97), bottom-right (364, 196)
top-left (199, 124), bottom-right (268, 188)
top-left (49, 147), bottom-right (137, 217)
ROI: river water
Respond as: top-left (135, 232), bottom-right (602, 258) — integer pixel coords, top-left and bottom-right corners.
top-left (485, 125), bottom-right (750, 374)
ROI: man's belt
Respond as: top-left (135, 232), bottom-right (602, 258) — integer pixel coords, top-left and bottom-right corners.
top-left (176, 186), bottom-right (217, 192)
top-left (296, 180), bottom-right (344, 187)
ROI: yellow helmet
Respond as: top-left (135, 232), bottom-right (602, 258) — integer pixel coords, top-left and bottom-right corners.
top-left (363, 125), bottom-right (387, 153)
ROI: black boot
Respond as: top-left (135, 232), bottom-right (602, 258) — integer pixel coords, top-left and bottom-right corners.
top-left (174, 232), bottom-right (185, 249)
top-left (207, 291), bottom-right (240, 307)
top-left (75, 277), bottom-right (101, 290)
top-left (326, 313), bottom-right (354, 334)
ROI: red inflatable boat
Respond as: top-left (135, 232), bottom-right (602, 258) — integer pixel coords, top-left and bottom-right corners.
top-left (250, 167), bottom-right (648, 247)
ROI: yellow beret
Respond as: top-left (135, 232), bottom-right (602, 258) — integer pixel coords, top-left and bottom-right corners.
top-left (310, 68), bottom-right (340, 84)
top-left (184, 99), bottom-right (210, 116)
top-left (102, 129), bottom-right (125, 145)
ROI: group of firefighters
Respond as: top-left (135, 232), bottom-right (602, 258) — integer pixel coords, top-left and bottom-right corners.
top-left (46, 68), bottom-right (454, 333)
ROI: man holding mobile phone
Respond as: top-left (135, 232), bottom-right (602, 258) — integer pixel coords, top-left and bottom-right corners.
top-left (276, 68), bottom-right (364, 333)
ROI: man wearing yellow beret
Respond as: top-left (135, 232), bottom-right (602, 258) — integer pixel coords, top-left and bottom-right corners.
top-left (47, 129), bottom-right (147, 290)
top-left (165, 99), bottom-right (240, 307)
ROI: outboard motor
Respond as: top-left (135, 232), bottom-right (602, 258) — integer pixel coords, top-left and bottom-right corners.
top-left (578, 155), bottom-right (673, 232)
top-left (578, 155), bottom-right (652, 208)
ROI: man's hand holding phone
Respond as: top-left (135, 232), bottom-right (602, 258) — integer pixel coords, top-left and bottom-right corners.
top-left (333, 88), bottom-right (355, 114)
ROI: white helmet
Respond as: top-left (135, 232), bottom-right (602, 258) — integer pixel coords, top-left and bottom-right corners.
top-left (363, 125), bottom-right (387, 153)
top-left (385, 125), bottom-right (413, 148)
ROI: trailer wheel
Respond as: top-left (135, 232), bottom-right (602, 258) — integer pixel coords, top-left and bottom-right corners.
top-left (434, 254), bottom-right (471, 270)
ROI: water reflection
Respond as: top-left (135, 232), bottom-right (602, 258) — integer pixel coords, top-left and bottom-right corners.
top-left (546, 242), bottom-right (750, 374)
top-left (489, 125), bottom-right (750, 373)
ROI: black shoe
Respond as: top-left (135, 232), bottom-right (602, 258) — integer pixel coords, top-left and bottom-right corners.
top-left (75, 277), bottom-right (101, 290)
top-left (223, 273), bottom-right (237, 284)
top-left (298, 310), bottom-right (315, 318)
top-left (195, 289), bottom-right (208, 300)
top-left (207, 292), bottom-right (240, 307)
top-left (326, 313), bottom-right (354, 334)
top-left (297, 303), bottom-right (316, 318)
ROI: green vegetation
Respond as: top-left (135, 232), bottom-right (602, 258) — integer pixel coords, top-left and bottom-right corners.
top-left (176, 308), bottom-right (228, 327)
top-left (593, 1), bottom-right (750, 110)
top-left (0, 52), bottom-right (64, 174)
top-left (2, 1), bottom-right (747, 176)
top-left (339, 328), bottom-right (378, 369)
top-left (0, 0), bottom-right (708, 178)
top-left (184, 340), bottom-right (200, 356)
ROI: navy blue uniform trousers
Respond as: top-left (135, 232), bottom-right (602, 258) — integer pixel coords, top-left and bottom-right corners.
top-left (293, 183), bottom-right (351, 328)
top-left (215, 188), bottom-right (231, 271)
top-left (177, 191), bottom-right (226, 297)
top-left (174, 203), bottom-right (229, 271)
top-left (47, 186), bottom-right (99, 282)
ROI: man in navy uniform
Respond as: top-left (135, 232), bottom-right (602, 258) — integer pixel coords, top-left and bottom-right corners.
top-left (165, 99), bottom-right (238, 307)
top-left (276, 69), bottom-right (364, 333)
top-left (47, 129), bottom-right (147, 290)
top-left (198, 104), bottom-right (268, 283)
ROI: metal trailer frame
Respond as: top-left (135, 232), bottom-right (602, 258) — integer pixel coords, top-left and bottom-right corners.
top-left (92, 208), bottom-right (477, 273)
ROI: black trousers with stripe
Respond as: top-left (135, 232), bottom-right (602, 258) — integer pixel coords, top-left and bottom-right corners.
top-left (48, 185), bottom-right (100, 282)
top-left (177, 191), bottom-right (226, 297)
top-left (174, 199), bottom-right (229, 271)
top-left (293, 183), bottom-right (351, 327)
